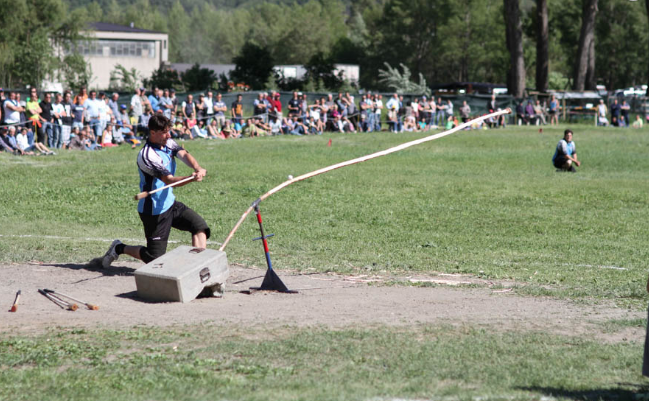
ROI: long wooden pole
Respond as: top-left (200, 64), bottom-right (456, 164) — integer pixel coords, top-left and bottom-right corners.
top-left (219, 108), bottom-right (512, 252)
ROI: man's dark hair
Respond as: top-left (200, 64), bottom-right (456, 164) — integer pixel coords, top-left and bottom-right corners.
top-left (564, 129), bottom-right (573, 137)
top-left (149, 114), bottom-right (172, 132)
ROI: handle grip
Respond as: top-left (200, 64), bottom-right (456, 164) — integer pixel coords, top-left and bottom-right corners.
top-left (134, 191), bottom-right (149, 200)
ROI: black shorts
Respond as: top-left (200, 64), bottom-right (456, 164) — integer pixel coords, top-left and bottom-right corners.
top-left (553, 157), bottom-right (568, 169)
top-left (138, 201), bottom-right (210, 263)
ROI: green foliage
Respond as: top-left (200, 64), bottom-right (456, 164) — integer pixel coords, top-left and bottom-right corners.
top-left (594, 0), bottom-right (648, 89)
top-left (144, 67), bottom-right (182, 91)
top-left (108, 64), bottom-right (142, 92)
top-left (378, 62), bottom-right (430, 95)
top-left (61, 54), bottom-right (93, 90)
top-left (55, 0), bottom-right (649, 89)
top-left (303, 52), bottom-right (344, 91)
top-left (180, 63), bottom-right (217, 91)
top-left (0, 0), bottom-right (91, 88)
top-left (230, 42), bottom-right (275, 90)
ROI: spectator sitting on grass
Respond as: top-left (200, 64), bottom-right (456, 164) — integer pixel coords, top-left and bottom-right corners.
top-left (285, 115), bottom-right (306, 136)
top-left (7, 126), bottom-right (34, 155)
top-left (101, 122), bottom-right (119, 147)
top-left (242, 117), bottom-right (266, 137)
top-left (269, 116), bottom-right (283, 135)
top-left (206, 119), bottom-right (222, 139)
top-left (633, 115), bottom-right (643, 129)
top-left (221, 120), bottom-right (239, 139)
top-left (403, 113), bottom-right (418, 132)
top-left (552, 129), bottom-right (580, 172)
top-left (17, 127), bottom-right (48, 154)
top-left (68, 127), bottom-right (97, 151)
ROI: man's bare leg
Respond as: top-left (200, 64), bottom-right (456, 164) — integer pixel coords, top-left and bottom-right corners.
top-left (123, 245), bottom-right (144, 261)
top-left (192, 231), bottom-right (207, 248)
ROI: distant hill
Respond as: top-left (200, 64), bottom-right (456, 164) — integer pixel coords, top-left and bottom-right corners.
top-left (67, 0), bottom-right (322, 13)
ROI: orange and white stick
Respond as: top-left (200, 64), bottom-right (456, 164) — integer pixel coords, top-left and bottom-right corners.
top-left (133, 176), bottom-right (195, 200)
top-left (44, 289), bottom-right (99, 310)
top-left (219, 108), bottom-right (512, 251)
top-left (9, 290), bottom-right (21, 312)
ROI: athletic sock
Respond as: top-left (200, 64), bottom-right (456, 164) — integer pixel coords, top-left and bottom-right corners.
top-left (115, 244), bottom-right (126, 255)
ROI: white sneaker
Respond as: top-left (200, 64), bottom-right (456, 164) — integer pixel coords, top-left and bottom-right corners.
top-left (102, 239), bottom-right (122, 268)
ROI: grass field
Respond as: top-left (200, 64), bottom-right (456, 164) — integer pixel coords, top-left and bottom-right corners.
top-left (2, 124), bottom-right (649, 400)
top-left (1, 125), bottom-right (648, 302)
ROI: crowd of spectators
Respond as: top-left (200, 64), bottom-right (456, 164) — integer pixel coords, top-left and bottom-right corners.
top-left (0, 85), bottom-right (516, 156)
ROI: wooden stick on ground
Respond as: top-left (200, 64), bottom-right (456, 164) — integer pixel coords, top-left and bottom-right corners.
top-left (219, 108), bottom-right (512, 251)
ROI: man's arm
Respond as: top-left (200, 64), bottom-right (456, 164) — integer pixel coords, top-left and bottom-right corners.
top-left (6, 102), bottom-right (24, 112)
top-left (176, 149), bottom-right (207, 181)
top-left (570, 152), bottom-right (580, 166)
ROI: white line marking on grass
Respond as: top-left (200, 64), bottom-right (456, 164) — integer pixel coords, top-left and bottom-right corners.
top-left (0, 234), bottom-right (222, 246)
top-left (565, 263), bottom-right (627, 271)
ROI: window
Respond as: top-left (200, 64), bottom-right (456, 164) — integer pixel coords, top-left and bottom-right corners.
top-left (68, 40), bottom-right (156, 58)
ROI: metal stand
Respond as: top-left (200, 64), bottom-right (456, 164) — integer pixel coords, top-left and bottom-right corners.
top-left (249, 205), bottom-right (297, 293)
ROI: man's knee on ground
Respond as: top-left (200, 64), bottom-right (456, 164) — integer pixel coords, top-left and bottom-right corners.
top-left (140, 246), bottom-right (166, 264)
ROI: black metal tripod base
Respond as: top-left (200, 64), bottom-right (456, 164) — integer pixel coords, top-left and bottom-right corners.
top-left (250, 268), bottom-right (298, 293)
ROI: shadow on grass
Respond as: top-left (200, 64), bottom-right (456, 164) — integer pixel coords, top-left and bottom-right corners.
top-left (519, 384), bottom-right (649, 401)
top-left (44, 259), bottom-right (135, 278)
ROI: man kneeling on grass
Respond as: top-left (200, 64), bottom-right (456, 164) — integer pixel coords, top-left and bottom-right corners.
top-left (102, 114), bottom-right (210, 267)
top-left (552, 129), bottom-right (580, 172)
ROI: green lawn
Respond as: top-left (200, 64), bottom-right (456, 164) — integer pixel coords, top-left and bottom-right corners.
top-left (1, 125), bottom-right (647, 302)
top-left (3, 124), bottom-right (649, 400)
top-left (1, 325), bottom-right (647, 401)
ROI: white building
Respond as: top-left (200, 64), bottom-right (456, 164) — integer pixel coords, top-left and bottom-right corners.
top-left (76, 22), bottom-right (169, 90)
top-left (274, 64), bottom-right (359, 83)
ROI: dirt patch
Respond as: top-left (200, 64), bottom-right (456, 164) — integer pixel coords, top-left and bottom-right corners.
top-left (0, 261), bottom-right (644, 343)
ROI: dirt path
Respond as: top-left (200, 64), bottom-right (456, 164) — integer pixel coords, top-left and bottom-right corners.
top-left (0, 261), bottom-right (644, 342)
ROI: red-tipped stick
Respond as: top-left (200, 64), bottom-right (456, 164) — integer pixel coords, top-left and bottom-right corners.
top-left (38, 289), bottom-right (77, 311)
top-left (9, 290), bottom-right (21, 312)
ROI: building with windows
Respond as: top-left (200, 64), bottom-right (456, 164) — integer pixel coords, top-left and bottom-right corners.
top-left (76, 22), bottom-right (168, 89)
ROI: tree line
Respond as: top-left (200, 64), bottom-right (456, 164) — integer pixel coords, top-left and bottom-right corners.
top-left (1, 0), bottom-right (647, 96)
